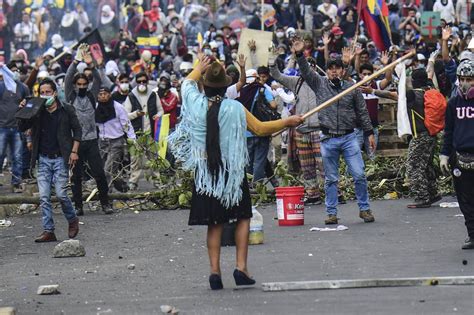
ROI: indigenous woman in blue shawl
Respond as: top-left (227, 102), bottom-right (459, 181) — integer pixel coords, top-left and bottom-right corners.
top-left (169, 56), bottom-right (303, 290)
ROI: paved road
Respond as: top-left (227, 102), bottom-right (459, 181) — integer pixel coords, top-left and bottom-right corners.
top-left (1, 198), bottom-right (473, 314)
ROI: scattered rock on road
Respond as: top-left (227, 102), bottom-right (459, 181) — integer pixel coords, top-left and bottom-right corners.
top-left (127, 264), bottom-right (136, 270)
top-left (0, 306), bottom-right (16, 315)
top-left (160, 305), bottom-right (179, 314)
top-left (53, 240), bottom-right (86, 258)
top-left (37, 284), bottom-right (60, 295)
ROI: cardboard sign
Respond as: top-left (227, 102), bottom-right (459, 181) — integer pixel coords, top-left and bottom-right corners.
top-left (420, 12), bottom-right (441, 40)
top-left (237, 29), bottom-right (274, 69)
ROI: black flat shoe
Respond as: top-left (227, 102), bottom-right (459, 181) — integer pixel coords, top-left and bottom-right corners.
top-left (233, 269), bottom-right (256, 286)
top-left (209, 274), bottom-right (223, 290)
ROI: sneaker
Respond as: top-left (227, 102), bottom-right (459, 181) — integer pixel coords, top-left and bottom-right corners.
top-left (304, 197), bottom-right (322, 205)
top-left (462, 237), bottom-right (474, 250)
top-left (359, 210), bottom-right (375, 223)
top-left (407, 199), bottom-right (432, 209)
top-left (102, 204), bottom-right (114, 215)
top-left (128, 182), bottom-right (138, 191)
top-left (325, 214), bottom-right (338, 225)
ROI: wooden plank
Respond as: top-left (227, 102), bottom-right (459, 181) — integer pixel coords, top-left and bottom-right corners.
top-left (377, 148), bottom-right (408, 157)
top-left (378, 135), bottom-right (407, 143)
top-left (262, 276), bottom-right (474, 292)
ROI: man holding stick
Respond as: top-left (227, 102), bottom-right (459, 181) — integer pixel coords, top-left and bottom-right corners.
top-left (292, 37), bottom-right (376, 225)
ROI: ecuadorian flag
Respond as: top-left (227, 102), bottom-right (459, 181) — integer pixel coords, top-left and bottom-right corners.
top-left (358, 0), bottom-right (391, 51)
top-left (154, 114), bottom-right (170, 159)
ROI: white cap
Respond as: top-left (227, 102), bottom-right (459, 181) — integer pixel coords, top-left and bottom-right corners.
top-left (105, 60), bottom-right (120, 77)
top-left (459, 50), bottom-right (474, 62)
top-left (246, 69), bottom-right (257, 84)
top-left (141, 50), bottom-right (152, 62)
top-left (51, 34), bottom-right (63, 49)
top-left (286, 27), bottom-right (296, 38)
top-left (37, 71), bottom-right (49, 80)
top-left (179, 61), bottom-right (193, 71)
top-left (417, 53), bottom-right (426, 61)
top-left (101, 5), bottom-right (115, 25)
top-left (43, 48), bottom-right (55, 58)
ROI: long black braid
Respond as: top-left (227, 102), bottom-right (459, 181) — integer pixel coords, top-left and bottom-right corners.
top-left (204, 86), bottom-right (227, 179)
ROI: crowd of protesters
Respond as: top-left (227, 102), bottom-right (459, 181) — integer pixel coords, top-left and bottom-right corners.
top-left (0, 0), bottom-right (473, 250)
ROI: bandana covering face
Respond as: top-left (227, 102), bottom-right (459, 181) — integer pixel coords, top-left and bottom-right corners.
top-left (95, 98), bottom-right (117, 123)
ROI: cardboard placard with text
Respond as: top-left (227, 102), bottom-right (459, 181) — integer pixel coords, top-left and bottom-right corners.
top-left (237, 29), bottom-right (274, 69)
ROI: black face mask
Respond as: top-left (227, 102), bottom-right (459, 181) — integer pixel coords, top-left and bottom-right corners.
top-left (77, 87), bottom-right (88, 97)
top-left (330, 77), bottom-right (342, 89)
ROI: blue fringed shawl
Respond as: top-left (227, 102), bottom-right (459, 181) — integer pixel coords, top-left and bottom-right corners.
top-left (168, 79), bottom-right (248, 208)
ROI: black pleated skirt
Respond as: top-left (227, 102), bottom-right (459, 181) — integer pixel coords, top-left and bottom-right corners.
top-left (188, 175), bottom-right (252, 225)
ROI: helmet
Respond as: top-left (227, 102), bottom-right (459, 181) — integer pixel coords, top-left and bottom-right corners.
top-left (457, 60), bottom-right (474, 77)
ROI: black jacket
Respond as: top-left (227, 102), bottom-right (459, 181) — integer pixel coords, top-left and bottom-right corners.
top-left (17, 102), bottom-right (82, 168)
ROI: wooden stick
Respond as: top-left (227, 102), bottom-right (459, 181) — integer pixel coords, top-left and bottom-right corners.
top-left (50, 41), bottom-right (79, 64)
top-left (302, 51), bottom-right (415, 120)
top-left (272, 51), bottom-right (415, 137)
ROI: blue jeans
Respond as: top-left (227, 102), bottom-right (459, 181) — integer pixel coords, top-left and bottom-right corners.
top-left (355, 128), bottom-right (379, 160)
top-left (0, 128), bottom-right (23, 185)
top-left (320, 132), bottom-right (370, 215)
top-left (37, 155), bottom-right (77, 232)
top-left (247, 137), bottom-right (270, 182)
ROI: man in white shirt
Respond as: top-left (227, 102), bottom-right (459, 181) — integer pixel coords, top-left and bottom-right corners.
top-left (433, 0), bottom-right (456, 25)
top-left (13, 11), bottom-right (39, 55)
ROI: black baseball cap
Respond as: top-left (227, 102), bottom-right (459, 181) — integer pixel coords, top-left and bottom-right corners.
top-left (327, 58), bottom-right (344, 68)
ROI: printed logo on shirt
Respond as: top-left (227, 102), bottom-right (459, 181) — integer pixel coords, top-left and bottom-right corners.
top-left (456, 107), bottom-right (474, 119)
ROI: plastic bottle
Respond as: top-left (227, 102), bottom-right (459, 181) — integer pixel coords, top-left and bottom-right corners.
top-left (249, 206), bottom-right (264, 245)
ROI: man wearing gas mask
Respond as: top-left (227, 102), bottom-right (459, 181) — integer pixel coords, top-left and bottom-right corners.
top-left (123, 71), bottom-right (164, 191)
top-left (294, 37), bottom-right (376, 226)
top-left (18, 78), bottom-right (81, 242)
top-left (64, 44), bottom-right (113, 216)
top-left (440, 60), bottom-right (474, 250)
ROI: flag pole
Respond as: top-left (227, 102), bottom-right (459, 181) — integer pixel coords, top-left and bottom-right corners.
top-left (272, 50), bottom-right (416, 136)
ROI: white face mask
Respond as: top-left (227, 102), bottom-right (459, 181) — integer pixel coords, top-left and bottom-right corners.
top-left (13, 71), bottom-right (20, 81)
top-left (138, 84), bottom-right (147, 93)
top-left (404, 59), bottom-right (412, 66)
top-left (119, 83), bottom-right (129, 92)
top-left (323, 21), bottom-right (330, 27)
top-left (40, 95), bottom-right (55, 107)
top-left (276, 31), bottom-right (284, 38)
top-left (230, 39), bottom-right (236, 46)
top-left (231, 52), bottom-right (238, 60)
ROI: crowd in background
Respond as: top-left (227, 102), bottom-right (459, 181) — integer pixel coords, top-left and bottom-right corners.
top-left (0, 0), bottom-right (473, 213)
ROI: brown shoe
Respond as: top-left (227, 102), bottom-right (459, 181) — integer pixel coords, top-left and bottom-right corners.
top-left (325, 214), bottom-right (338, 225)
top-left (359, 210), bottom-right (375, 223)
top-left (34, 231), bottom-right (57, 243)
top-left (68, 217), bottom-right (79, 239)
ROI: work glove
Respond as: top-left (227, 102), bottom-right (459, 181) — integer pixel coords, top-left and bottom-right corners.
top-left (439, 155), bottom-right (450, 175)
top-left (74, 43), bottom-right (86, 62)
top-left (428, 49), bottom-right (440, 64)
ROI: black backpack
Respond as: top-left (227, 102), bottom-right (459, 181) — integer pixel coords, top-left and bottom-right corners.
top-left (252, 87), bottom-right (281, 122)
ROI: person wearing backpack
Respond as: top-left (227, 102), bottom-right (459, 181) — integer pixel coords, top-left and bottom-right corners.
top-left (406, 68), bottom-right (446, 209)
top-left (237, 70), bottom-right (278, 184)
top-left (64, 44), bottom-right (113, 216)
top-left (440, 60), bottom-right (474, 249)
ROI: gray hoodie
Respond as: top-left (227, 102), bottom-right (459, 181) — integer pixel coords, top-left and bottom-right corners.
top-left (296, 54), bottom-right (373, 135)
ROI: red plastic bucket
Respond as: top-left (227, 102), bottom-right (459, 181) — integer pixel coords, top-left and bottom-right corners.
top-left (275, 186), bottom-right (305, 226)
